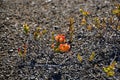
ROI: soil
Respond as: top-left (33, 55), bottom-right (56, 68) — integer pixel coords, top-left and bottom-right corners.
top-left (0, 0), bottom-right (120, 80)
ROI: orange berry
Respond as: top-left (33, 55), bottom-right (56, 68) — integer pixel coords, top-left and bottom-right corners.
top-left (59, 43), bottom-right (70, 52)
top-left (59, 37), bottom-right (65, 43)
top-left (55, 34), bottom-right (65, 43)
top-left (55, 35), bottom-right (59, 41)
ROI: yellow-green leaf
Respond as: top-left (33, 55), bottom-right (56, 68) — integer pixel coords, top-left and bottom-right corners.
top-left (18, 51), bottom-right (23, 57)
top-left (112, 9), bottom-right (120, 14)
top-left (23, 23), bottom-right (30, 34)
top-left (89, 51), bottom-right (95, 61)
top-left (77, 53), bottom-right (83, 62)
top-left (107, 70), bottom-right (115, 77)
top-left (42, 29), bottom-right (47, 35)
top-left (79, 8), bottom-right (83, 13)
top-left (103, 67), bottom-right (111, 73)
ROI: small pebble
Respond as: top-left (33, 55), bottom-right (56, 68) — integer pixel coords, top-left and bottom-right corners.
top-left (8, 49), bottom-right (14, 53)
top-left (45, 0), bottom-right (52, 3)
top-left (30, 75), bottom-right (36, 80)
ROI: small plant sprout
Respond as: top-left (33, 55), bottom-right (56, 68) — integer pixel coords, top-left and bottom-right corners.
top-left (18, 48), bottom-right (23, 57)
top-left (34, 27), bottom-right (41, 39)
top-left (101, 18), bottom-right (107, 29)
top-left (103, 61), bottom-right (117, 77)
top-left (18, 43), bottom-right (27, 58)
top-left (81, 17), bottom-right (86, 25)
top-left (59, 43), bottom-right (70, 52)
top-left (80, 8), bottom-right (90, 16)
top-left (89, 51), bottom-right (95, 61)
top-left (42, 29), bottom-right (48, 35)
top-left (69, 17), bottom-right (75, 43)
top-left (23, 23), bottom-right (30, 34)
top-left (87, 24), bottom-right (92, 31)
top-left (112, 4), bottom-right (120, 19)
top-left (34, 31), bottom-right (40, 40)
top-left (93, 17), bottom-right (100, 29)
top-left (77, 53), bottom-right (83, 62)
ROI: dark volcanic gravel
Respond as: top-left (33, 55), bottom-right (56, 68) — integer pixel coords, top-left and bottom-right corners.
top-left (0, 0), bottom-right (120, 80)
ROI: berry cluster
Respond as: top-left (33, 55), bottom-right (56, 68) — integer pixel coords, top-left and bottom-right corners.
top-left (51, 34), bottom-right (70, 53)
